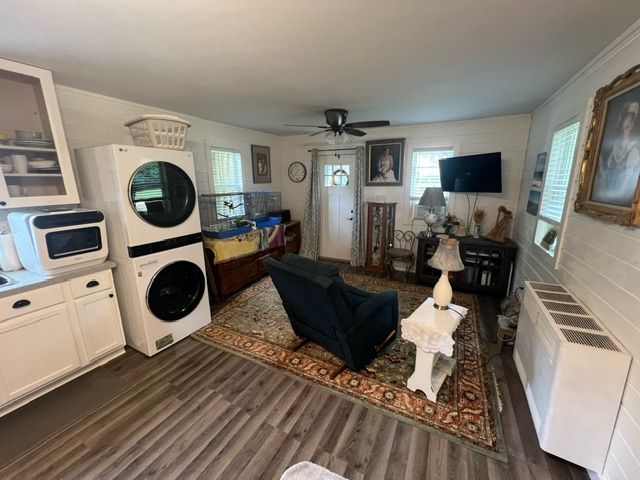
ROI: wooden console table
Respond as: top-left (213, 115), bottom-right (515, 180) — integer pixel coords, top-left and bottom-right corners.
top-left (415, 233), bottom-right (517, 296)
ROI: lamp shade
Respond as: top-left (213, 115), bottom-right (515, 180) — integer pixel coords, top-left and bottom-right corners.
top-left (418, 187), bottom-right (446, 207)
top-left (427, 238), bottom-right (464, 272)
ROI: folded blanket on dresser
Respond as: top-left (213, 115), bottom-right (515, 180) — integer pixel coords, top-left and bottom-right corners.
top-left (204, 223), bottom-right (286, 263)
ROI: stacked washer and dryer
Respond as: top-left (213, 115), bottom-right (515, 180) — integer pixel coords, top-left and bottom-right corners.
top-left (75, 145), bottom-right (210, 356)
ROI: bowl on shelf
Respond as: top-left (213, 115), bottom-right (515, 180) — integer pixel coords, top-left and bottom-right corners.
top-left (28, 159), bottom-right (58, 169)
top-left (1, 164), bottom-right (13, 174)
top-left (15, 130), bottom-right (42, 140)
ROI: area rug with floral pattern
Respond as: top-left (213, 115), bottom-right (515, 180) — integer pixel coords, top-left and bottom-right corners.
top-left (193, 273), bottom-right (506, 462)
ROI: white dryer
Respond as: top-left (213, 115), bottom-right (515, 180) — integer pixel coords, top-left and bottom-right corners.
top-left (112, 242), bottom-right (210, 356)
top-left (75, 145), bottom-right (201, 258)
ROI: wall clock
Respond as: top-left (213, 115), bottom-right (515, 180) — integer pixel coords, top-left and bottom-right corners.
top-left (288, 161), bottom-right (307, 183)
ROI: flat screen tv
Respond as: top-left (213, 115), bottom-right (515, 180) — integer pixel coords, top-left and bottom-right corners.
top-left (439, 152), bottom-right (502, 192)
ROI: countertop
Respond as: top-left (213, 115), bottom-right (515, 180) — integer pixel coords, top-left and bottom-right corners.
top-left (0, 261), bottom-right (117, 299)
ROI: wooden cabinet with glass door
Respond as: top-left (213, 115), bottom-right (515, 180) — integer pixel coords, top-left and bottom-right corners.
top-left (0, 58), bottom-right (79, 208)
top-left (365, 202), bottom-right (396, 272)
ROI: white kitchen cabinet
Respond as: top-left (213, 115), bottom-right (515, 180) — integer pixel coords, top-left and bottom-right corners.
top-left (0, 57), bottom-right (79, 208)
top-left (0, 303), bottom-right (81, 404)
top-left (0, 266), bottom-right (125, 415)
top-left (75, 290), bottom-right (125, 363)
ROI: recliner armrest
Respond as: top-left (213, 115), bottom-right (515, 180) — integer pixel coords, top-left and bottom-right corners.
top-left (336, 281), bottom-right (373, 308)
top-left (350, 290), bottom-right (398, 334)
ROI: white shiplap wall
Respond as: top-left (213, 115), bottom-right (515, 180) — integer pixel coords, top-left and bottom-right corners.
top-left (513, 20), bottom-right (640, 480)
top-left (281, 115), bottom-right (531, 238)
top-left (56, 85), bottom-right (283, 198)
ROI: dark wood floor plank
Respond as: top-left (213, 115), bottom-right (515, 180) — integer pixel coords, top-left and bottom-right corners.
top-left (0, 276), bottom-right (590, 480)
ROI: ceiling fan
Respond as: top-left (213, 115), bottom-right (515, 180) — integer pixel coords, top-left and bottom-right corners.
top-left (284, 108), bottom-right (390, 137)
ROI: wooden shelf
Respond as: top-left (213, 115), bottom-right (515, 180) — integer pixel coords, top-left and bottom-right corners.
top-left (415, 233), bottom-right (518, 296)
top-left (4, 173), bottom-right (62, 178)
top-left (0, 144), bottom-right (56, 153)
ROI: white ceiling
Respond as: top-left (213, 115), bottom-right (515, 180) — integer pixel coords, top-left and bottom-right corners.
top-left (2, 1), bottom-right (640, 136)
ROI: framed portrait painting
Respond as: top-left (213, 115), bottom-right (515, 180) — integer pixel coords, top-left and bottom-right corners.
top-left (575, 64), bottom-right (640, 226)
top-left (365, 138), bottom-right (405, 186)
top-left (532, 152), bottom-right (547, 188)
top-left (251, 145), bottom-right (271, 184)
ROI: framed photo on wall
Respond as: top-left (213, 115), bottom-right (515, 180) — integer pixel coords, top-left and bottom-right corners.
top-left (365, 138), bottom-right (405, 186)
top-left (575, 63), bottom-right (640, 226)
top-left (251, 145), bottom-right (271, 183)
top-left (527, 189), bottom-right (541, 215)
top-left (532, 152), bottom-right (547, 187)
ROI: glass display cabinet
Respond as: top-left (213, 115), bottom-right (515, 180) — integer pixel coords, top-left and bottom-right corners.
top-left (0, 58), bottom-right (79, 208)
top-left (365, 202), bottom-right (396, 272)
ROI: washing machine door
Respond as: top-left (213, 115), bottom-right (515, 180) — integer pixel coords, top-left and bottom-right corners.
top-left (147, 261), bottom-right (205, 321)
top-left (129, 161), bottom-right (196, 228)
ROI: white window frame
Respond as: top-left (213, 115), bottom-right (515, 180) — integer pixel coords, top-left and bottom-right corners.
top-left (207, 146), bottom-right (245, 218)
top-left (406, 145), bottom-right (458, 221)
top-left (534, 118), bottom-right (582, 261)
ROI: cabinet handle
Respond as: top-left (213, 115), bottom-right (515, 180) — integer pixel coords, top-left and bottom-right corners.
top-left (0, 201), bottom-right (6, 206)
top-left (12, 299), bottom-right (31, 309)
top-left (109, 293), bottom-right (114, 298)
top-left (86, 280), bottom-right (100, 288)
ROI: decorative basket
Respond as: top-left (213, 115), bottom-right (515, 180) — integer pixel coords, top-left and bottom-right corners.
top-left (125, 114), bottom-right (191, 150)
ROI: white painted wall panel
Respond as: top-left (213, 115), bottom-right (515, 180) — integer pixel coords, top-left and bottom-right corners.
top-left (513, 21), bottom-right (640, 479)
top-left (281, 115), bottom-right (531, 237)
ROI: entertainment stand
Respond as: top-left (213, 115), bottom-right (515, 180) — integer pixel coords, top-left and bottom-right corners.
top-left (415, 233), bottom-right (517, 297)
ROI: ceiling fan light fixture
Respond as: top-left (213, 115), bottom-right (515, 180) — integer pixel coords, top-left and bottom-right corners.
top-left (341, 131), bottom-right (350, 143)
top-left (325, 131), bottom-right (336, 144)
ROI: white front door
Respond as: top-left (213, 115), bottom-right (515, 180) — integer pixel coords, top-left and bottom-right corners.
top-left (320, 156), bottom-right (354, 260)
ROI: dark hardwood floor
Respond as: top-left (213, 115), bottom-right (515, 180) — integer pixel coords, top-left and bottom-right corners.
top-left (0, 268), bottom-right (589, 480)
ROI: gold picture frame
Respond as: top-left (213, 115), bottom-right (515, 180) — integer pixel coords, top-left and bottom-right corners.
top-left (575, 64), bottom-right (640, 226)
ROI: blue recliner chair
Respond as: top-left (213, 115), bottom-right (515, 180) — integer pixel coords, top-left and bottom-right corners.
top-left (264, 254), bottom-right (398, 374)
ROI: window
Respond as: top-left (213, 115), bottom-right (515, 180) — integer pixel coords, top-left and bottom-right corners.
top-left (535, 121), bottom-right (580, 256)
top-left (410, 148), bottom-right (455, 200)
top-left (324, 163), bottom-right (350, 187)
top-left (210, 148), bottom-right (245, 217)
top-left (409, 148), bottom-right (454, 218)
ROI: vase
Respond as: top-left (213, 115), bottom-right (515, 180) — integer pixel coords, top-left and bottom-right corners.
top-left (473, 223), bottom-right (482, 239)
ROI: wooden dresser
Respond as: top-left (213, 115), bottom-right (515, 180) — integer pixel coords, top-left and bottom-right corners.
top-left (204, 221), bottom-right (301, 302)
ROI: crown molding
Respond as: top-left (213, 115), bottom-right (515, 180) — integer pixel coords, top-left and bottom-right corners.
top-left (534, 18), bottom-right (640, 115)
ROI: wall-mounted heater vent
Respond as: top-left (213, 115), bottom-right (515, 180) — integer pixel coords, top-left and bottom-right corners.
top-left (541, 301), bottom-right (588, 316)
top-left (550, 312), bottom-right (602, 331)
top-left (560, 328), bottom-right (621, 352)
top-left (530, 282), bottom-right (567, 293)
top-left (536, 291), bottom-right (575, 302)
top-left (513, 281), bottom-right (631, 473)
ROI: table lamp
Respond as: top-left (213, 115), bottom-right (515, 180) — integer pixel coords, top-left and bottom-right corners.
top-left (427, 237), bottom-right (464, 310)
top-left (418, 187), bottom-right (446, 237)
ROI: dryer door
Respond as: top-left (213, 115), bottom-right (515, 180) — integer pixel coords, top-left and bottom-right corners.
top-left (147, 260), bottom-right (205, 321)
top-left (129, 161), bottom-right (196, 228)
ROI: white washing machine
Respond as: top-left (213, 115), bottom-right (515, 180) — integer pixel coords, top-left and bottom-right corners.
top-left (75, 144), bottom-right (201, 258)
top-left (111, 242), bottom-right (211, 356)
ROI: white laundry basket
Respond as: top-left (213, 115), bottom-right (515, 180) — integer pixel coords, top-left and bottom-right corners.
top-left (125, 114), bottom-right (191, 150)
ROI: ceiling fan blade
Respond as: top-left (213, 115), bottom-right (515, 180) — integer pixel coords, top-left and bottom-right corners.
top-left (283, 124), bottom-right (328, 128)
top-left (344, 128), bottom-right (367, 137)
top-left (344, 120), bottom-right (390, 129)
top-left (310, 129), bottom-right (331, 136)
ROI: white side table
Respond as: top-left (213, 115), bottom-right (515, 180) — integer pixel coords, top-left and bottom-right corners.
top-left (401, 298), bottom-right (468, 402)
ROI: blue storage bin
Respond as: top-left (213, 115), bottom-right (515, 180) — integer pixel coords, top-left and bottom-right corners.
top-left (254, 216), bottom-right (282, 228)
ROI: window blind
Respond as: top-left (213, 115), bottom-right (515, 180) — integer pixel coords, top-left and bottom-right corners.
top-left (410, 148), bottom-right (454, 199)
top-left (539, 122), bottom-right (580, 223)
top-left (210, 148), bottom-right (245, 216)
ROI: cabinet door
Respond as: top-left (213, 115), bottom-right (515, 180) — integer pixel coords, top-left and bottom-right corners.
top-left (75, 290), bottom-right (125, 362)
top-left (0, 304), bottom-right (81, 403)
top-left (0, 58), bottom-right (79, 208)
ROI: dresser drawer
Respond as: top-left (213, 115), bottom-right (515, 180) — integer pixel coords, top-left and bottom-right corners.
top-left (0, 284), bottom-right (65, 322)
top-left (69, 270), bottom-right (113, 299)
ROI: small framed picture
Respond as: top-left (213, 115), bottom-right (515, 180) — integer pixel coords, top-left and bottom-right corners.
top-left (365, 138), bottom-right (405, 186)
top-left (532, 152), bottom-right (547, 187)
top-left (527, 189), bottom-right (541, 216)
top-left (251, 145), bottom-right (271, 183)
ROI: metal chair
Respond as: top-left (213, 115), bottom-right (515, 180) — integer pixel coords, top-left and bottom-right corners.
top-left (386, 230), bottom-right (416, 282)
